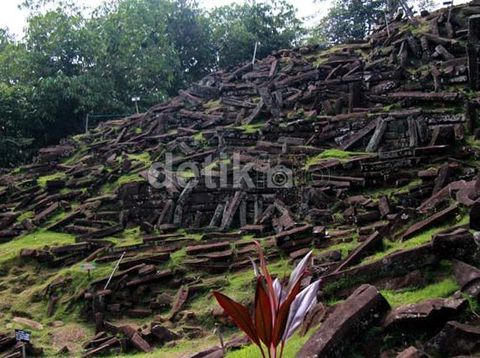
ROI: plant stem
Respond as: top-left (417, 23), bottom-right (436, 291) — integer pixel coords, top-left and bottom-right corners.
top-left (279, 341), bottom-right (285, 358)
top-left (258, 344), bottom-right (267, 358)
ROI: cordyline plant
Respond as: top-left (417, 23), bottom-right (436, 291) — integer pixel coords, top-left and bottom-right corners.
top-left (213, 242), bottom-right (321, 358)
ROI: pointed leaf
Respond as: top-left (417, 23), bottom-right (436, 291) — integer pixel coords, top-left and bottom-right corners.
top-left (282, 280), bottom-right (321, 341)
top-left (273, 278), bottom-right (284, 304)
top-left (287, 251), bottom-right (312, 294)
top-left (254, 241), bottom-right (277, 312)
top-left (254, 277), bottom-right (273, 346)
top-left (213, 291), bottom-right (260, 346)
top-left (271, 277), bottom-right (302, 346)
top-left (249, 256), bottom-right (261, 277)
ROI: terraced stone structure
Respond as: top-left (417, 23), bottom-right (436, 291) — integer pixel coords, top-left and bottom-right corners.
top-left (0, 2), bottom-right (480, 357)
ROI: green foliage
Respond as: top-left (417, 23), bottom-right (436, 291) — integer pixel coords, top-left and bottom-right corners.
top-left (313, 0), bottom-right (434, 44)
top-left (305, 149), bottom-right (365, 168)
top-left (127, 152), bottom-right (152, 166)
top-left (0, 230), bottom-right (75, 264)
top-left (0, 0), bottom-right (305, 168)
top-left (117, 173), bottom-right (145, 186)
top-left (37, 172), bottom-right (67, 187)
top-left (381, 278), bottom-right (458, 307)
top-left (16, 211), bottom-right (35, 222)
top-left (209, 0), bottom-right (304, 69)
top-left (361, 214), bottom-right (470, 264)
top-left (236, 123), bottom-right (264, 134)
top-left (226, 332), bottom-right (311, 358)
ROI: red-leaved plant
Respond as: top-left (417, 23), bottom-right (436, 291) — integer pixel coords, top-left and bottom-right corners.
top-left (213, 242), bottom-right (320, 358)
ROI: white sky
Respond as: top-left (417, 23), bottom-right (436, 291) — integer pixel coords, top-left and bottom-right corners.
top-left (0, 0), bottom-right (472, 38)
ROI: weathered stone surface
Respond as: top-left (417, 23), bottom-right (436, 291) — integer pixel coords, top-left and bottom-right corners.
top-left (396, 346), bottom-right (429, 358)
top-left (150, 325), bottom-right (179, 344)
top-left (471, 200), bottom-right (480, 230)
top-left (432, 228), bottom-right (479, 262)
top-left (383, 297), bottom-right (467, 330)
top-left (322, 244), bottom-right (438, 291)
top-left (297, 285), bottom-right (390, 357)
top-left (453, 260), bottom-right (480, 297)
top-left (425, 321), bottom-right (480, 356)
top-left (402, 204), bottom-right (458, 241)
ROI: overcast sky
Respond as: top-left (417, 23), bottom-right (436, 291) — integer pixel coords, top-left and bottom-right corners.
top-left (0, 0), bottom-right (471, 38)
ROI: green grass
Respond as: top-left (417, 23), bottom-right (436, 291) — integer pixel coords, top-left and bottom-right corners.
top-left (178, 169), bottom-right (197, 179)
top-left (193, 132), bottom-right (206, 143)
top-left (37, 172), bottom-right (67, 187)
top-left (0, 230), bottom-right (75, 264)
top-left (16, 211), bottom-right (34, 222)
top-left (236, 123), bottom-right (264, 134)
top-left (316, 239), bottom-right (358, 259)
top-left (381, 278), bottom-right (459, 307)
top-left (305, 149), bottom-right (366, 168)
top-left (361, 214), bottom-right (469, 264)
top-left (204, 99), bottom-right (221, 109)
top-left (128, 152), bottom-right (151, 165)
top-left (0, 260), bottom-right (112, 355)
top-left (113, 334), bottom-right (222, 357)
top-left (117, 173), bottom-right (145, 186)
top-left (188, 257), bottom-right (292, 320)
top-left (226, 333), bottom-right (311, 358)
top-left (108, 226), bottom-right (143, 247)
top-left (467, 137), bottom-right (480, 151)
top-left (169, 248), bottom-right (187, 269)
top-left (360, 179), bottom-right (422, 199)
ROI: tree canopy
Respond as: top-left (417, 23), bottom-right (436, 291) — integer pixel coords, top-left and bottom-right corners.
top-left (0, 0), bottom-right (303, 167)
top-left (312, 0), bottom-right (434, 44)
top-left (0, 0), bottom-right (441, 168)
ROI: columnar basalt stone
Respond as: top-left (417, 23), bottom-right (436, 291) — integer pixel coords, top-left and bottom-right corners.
top-left (425, 321), bottom-right (480, 356)
top-left (383, 297), bottom-right (467, 330)
top-left (297, 285), bottom-right (390, 358)
top-left (471, 200), bottom-right (480, 230)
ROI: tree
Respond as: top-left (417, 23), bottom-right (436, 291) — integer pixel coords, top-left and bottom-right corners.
top-left (209, 0), bottom-right (304, 69)
top-left (313, 0), bottom-right (434, 44)
top-left (165, 0), bottom-right (216, 88)
top-left (0, 0), bottom-right (306, 168)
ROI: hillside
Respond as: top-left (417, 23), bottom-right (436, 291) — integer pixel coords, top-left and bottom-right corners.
top-left (0, 1), bottom-right (480, 357)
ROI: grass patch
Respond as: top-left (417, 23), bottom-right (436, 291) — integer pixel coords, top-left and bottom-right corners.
top-left (203, 99), bottom-right (221, 109)
top-left (169, 248), bottom-right (187, 269)
top-left (188, 257), bottom-right (292, 320)
top-left (117, 173), bottom-right (145, 186)
top-left (128, 152), bottom-right (151, 165)
top-left (16, 211), bottom-right (34, 222)
top-left (316, 239), bottom-right (358, 259)
top-left (361, 214), bottom-right (469, 265)
top-left (193, 132), bottom-right (206, 143)
top-left (114, 334), bottom-right (222, 357)
top-left (178, 169), bottom-right (197, 179)
top-left (236, 123), bottom-right (264, 134)
top-left (0, 230), bottom-right (75, 264)
top-left (226, 332), bottom-right (311, 358)
top-left (107, 226), bottom-right (143, 247)
top-left (305, 149), bottom-right (366, 168)
top-left (381, 278), bottom-right (458, 307)
top-left (37, 172), bottom-right (67, 188)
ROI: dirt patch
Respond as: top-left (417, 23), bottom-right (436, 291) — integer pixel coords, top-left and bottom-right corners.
top-left (51, 323), bottom-right (89, 354)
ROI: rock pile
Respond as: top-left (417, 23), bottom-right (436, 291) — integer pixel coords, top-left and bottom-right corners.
top-left (0, 1), bottom-right (480, 356)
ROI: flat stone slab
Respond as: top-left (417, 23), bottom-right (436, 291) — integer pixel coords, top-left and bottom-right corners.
top-left (453, 260), bottom-right (480, 297)
top-left (425, 320), bottom-right (480, 356)
top-left (383, 297), bottom-right (466, 329)
top-left (297, 284), bottom-right (390, 357)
